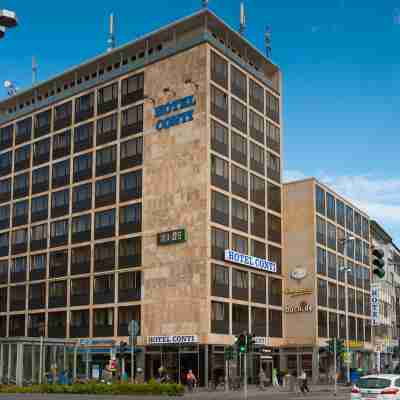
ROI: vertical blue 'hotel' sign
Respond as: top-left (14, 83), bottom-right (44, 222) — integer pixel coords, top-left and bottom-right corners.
top-left (154, 95), bottom-right (196, 130)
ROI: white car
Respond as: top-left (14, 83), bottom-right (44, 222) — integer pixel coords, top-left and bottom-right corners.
top-left (351, 375), bottom-right (400, 399)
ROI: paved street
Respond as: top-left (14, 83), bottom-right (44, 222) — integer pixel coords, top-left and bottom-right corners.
top-left (0, 386), bottom-right (351, 400)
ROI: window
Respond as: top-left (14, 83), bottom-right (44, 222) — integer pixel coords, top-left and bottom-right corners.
top-left (32, 166), bottom-right (49, 194)
top-left (53, 130), bottom-right (71, 158)
top-left (355, 239), bottom-right (362, 262)
top-left (97, 113), bottom-right (118, 144)
top-left (338, 285), bottom-right (346, 311)
top-left (348, 288), bottom-right (355, 313)
top-left (268, 182), bottom-right (281, 213)
top-left (14, 173), bottom-right (29, 198)
top-left (0, 124), bottom-right (13, 149)
top-left (48, 312), bottom-right (67, 337)
top-left (269, 245), bottom-right (282, 274)
top-left (54, 101), bottom-right (72, 130)
top-left (269, 278), bottom-right (282, 306)
top-left (0, 178), bottom-right (11, 203)
top-left (70, 246), bottom-right (90, 275)
top-left (232, 199), bottom-right (248, 232)
top-left (70, 278), bottom-right (90, 306)
top-left (318, 280), bottom-right (327, 307)
top-left (316, 186), bottom-right (325, 215)
top-left (329, 312), bottom-right (337, 338)
top-left (211, 191), bottom-right (229, 226)
top-left (119, 237), bottom-right (141, 268)
top-left (232, 269), bottom-right (248, 301)
top-left (249, 79), bottom-right (264, 113)
top-left (327, 222), bottom-right (336, 250)
top-left (250, 174), bottom-right (265, 206)
top-left (354, 212), bottom-right (362, 236)
top-left (251, 240), bottom-right (266, 259)
top-left (94, 242), bottom-right (115, 272)
top-left (52, 160), bottom-right (70, 188)
top-left (211, 120), bottom-right (228, 156)
top-left (33, 138), bottom-right (50, 164)
top-left (232, 234), bottom-right (248, 254)
top-left (251, 274), bottom-right (266, 304)
top-left (336, 200), bottom-right (345, 226)
top-left (94, 275), bottom-right (114, 304)
top-left (34, 109), bottom-right (52, 137)
top-left (347, 261), bottom-right (355, 285)
top-left (75, 92), bottom-right (94, 122)
top-left (326, 193), bottom-right (335, 221)
top-left (95, 177), bottom-right (116, 207)
top-left (51, 189), bottom-right (69, 217)
top-left (120, 137), bottom-right (143, 169)
top-left (328, 252), bottom-right (337, 279)
top-left (0, 232), bottom-right (9, 255)
top-left (211, 155), bottom-right (229, 191)
top-left (250, 142), bottom-right (265, 174)
top-left (231, 164), bottom-right (247, 198)
top-left (28, 313), bottom-right (46, 336)
top-left (121, 72), bottom-right (144, 105)
top-left (96, 145), bottom-right (116, 176)
top-left (211, 227), bottom-right (229, 260)
top-left (49, 281), bottom-right (67, 308)
top-left (211, 264), bottom-right (229, 298)
top-left (14, 145), bottom-right (30, 171)
top-left (249, 110), bottom-right (264, 144)
top-left (211, 301), bottom-right (229, 334)
top-left (231, 99), bottom-right (247, 133)
top-left (251, 207), bottom-right (265, 238)
top-left (346, 206), bottom-right (354, 232)
top-left (73, 153), bottom-right (92, 181)
top-left (231, 66), bottom-right (247, 101)
top-left (211, 85), bottom-right (228, 121)
top-left (16, 117), bottom-right (32, 144)
top-left (121, 104), bottom-right (143, 137)
top-left (362, 217), bottom-right (369, 240)
top-left (74, 122), bottom-right (93, 152)
top-left (0, 151), bottom-right (12, 175)
top-left (50, 219), bottom-right (68, 246)
top-left (120, 171), bottom-right (142, 201)
top-left (119, 273), bottom-right (141, 302)
top-left (265, 91), bottom-right (279, 123)
top-left (316, 216), bottom-right (326, 245)
top-left (72, 183), bottom-right (92, 212)
top-left (268, 214), bottom-right (281, 243)
top-left (266, 121), bottom-right (280, 153)
top-left (211, 51), bottom-right (228, 88)
top-left (30, 254), bottom-right (46, 278)
top-left (349, 316), bottom-right (356, 340)
top-left (71, 214), bottom-right (91, 242)
top-left (356, 290), bottom-right (364, 315)
top-left (95, 209), bottom-right (116, 238)
top-left (70, 310), bottom-right (89, 337)
top-left (119, 203), bottom-right (142, 234)
top-left (98, 83), bottom-right (118, 114)
top-left (317, 247), bottom-right (326, 275)
top-left (31, 224), bottom-right (47, 246)
top-left (11, 257), bottom-right (27, 282)
top-left (267, 152), bottom-right (280, 182)
top-left (0, 205), bottom-right (10, 229)
top-left (12, 228), bottom-right (27, 246)
top-left (231, 131), bottom-right (247, 165)
top-left (337, 228), bottom-right (345, 254)
top-left (363, 242), bottom-right (370, 265)
top-left (13, 200), bottom-right (29, 226)
top-left (269, 309), bottom-right (282, 338)
top-left (328, 282), bottom-right (337, 309)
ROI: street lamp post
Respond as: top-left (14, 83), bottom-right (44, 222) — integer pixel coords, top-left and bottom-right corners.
top-left (339, 235), bottom-right (355, 385)
top-left (0, 8), bottom-right (18, 39)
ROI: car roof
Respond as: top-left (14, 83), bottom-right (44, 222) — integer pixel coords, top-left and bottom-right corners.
top-left (360, 375), bottom-right (400, 379)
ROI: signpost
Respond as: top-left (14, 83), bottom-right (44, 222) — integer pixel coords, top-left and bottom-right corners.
top-left (128, 320), bottom-right (140, 383)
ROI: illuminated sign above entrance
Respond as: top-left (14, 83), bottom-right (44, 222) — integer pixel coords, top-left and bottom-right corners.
top-left (285, 302), bottom-right (313, 313)
top-left (154, 95), bottom-right (196, 130)
top-left (224, 250), bottom-right (277, 273)
top-left (147, 335), bottom-right (199, 345)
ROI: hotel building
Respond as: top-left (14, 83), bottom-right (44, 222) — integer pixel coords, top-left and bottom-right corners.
top-left (283, 178), bottom-right (373, 383)
top-left (0, 9), bottom-right (283, 384)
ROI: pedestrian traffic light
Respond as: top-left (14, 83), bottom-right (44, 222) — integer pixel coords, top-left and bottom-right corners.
top-left (372, 248), bottom-right (385, 278)
top-left (224, 345), bottom-right (234, 360)
top-left (236, 334), bottom-right (246, 353)
top-left (327, 338), bottom-right (344, 354)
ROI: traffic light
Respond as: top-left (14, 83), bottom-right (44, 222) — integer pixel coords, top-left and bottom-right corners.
top-left (237, 334), bottom-right (246, 353)
top-left (246, 334), bottom-right (255, 353)
top-left (224, 345), bottom-right (234, 360)
top-left (119, 341), bottom-right (128, 354)
top-left (372, 248), bottom-right (385, 278)
top-left (327, 339), bottom-right (344, 354)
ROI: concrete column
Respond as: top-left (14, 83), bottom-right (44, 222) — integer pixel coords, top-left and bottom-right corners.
top-left (32, 345), bottom-right (36, 384)
top-left (312, 346), bottom-right (319, 385)
top-left (0, 343), bottom-right (3, 383)
top-left (204, 345), bottom-right (209, 388)
top-left (16, 343), bottom-right (23, 386)
top-left (7, 344), bottom-right (11, 383)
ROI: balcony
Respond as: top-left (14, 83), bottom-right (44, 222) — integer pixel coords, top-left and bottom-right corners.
top-left (71, 261), bottom-right (91, 275)
top-left (32, 181), bottom-right (48, 195)
top-left (231, 183), bottom-right (247, 199)
top-left (0, 191), bottom-right (11, 204)
top-left (30, 239), bottom-right (47, 252)
top-left (97, 129), bottom-right (117, 146)
top-left (50, 235), bottom-right (68, 248)
top-left (48, 325), bottom-right (66, 338)
top-left (34, 124), bottom-right (51, 138)
top-left (120, 188), bottom-right (141, 202)
top-left (0, 246), bottom-right (9, 257)
top-left (211, 209), bottom-right (229, 226)
top-left (13, 186), bottom-right (29, 199)
top-left (49, 295), bottom-right (66, 309)
top-left (51, 205), bottom-right (69, 219)
top-left (121, 121), bottom-right (143, 138)
top-left (211, 284), bottom-right (229, 298)
top-left (232, 287), bottom-right (248, 301)
top-left (70, 294), bottom-right (90, 307)
top-left (98, 99), bottom-right (118, 115)
top-left (268, 229), bottom-right (281, 244)
top-left (231, 116), bottom-right (247, 135)
top-left (231, 149), bottom-right (247, 167)
top-left (267, 168), bottom-right (280, 183)
top-left (49, 265), bottom-right (68, 279)
top-left (266, 137), bottom-right (280, 154)
top-left (119, 222), bottom-right (141, 236)
top-left (118, 287), bottom-right (140, 303)
top-left (72, 230), bottom-right (91, 244)
top-left (93, 324), bottom-right (114, 337)
top-left (95, 226), bottom-right (115, 240)
top-left (120, 154), bottom-right (142, 170)
top-left (15, 131), bottom-right (31, 145)
top-left (96, 162), bottom-right (116, 177)
top-left (251, 289), bottom-right (266, 304)
top-left (54, 116), bottom-right (72, 131)
top-left (14, 158), bottom-right (30, 172)
top-left (231, 84), bottom-right (246, 102)
top-left (211, 174), bottom-right (229, 192)
top-left (0, 218), bottom-right (9, 230)
top-left (94, 290), bottom-right (114, 305)
top-left (250, 127), bottom-right (264, 145)
top-left (118, 254), bottom-right (141, 269)
top-left (0, 273), bottom-right (8, 284)
top-left (52, 175), bottom-right (70, 189)
top-left (94, 257), bottom-right (115, 273)
top-left (10, 271), bottom-right (26, 284)
top-left (74, 137), bottom-right (92, 153)
top-left (211, 103), bottom-right (228, 122)
top-left (251, 190), bottom-right (265, 207)
top-left (95, 193), bottom-right (115, 208)
top-left (73, 199), bottom-right (92, 213)
top-left (211, 139), bottom-right (228, 157)
top-left (29, 297), bottom-right (45, 310)
top-left (10, 299), bottom-right (25, 311)
top-left (13, 214), bottom-right (28, 227)
top-left (70, 326), bottom-right (89, 338)
top-left (211, 71), bottom-right (227, 89)
top-left (12, 243), bottom-right (27, 255)
top-left (33, 152), bottom-right (50, 166)
top-left (122, 89), bottom-right (144, 107)
top-left (30, 269), bottom-right (46, 281)
top-left (53, 145), bottom-right (70, 160)
top-left (232, 216), bottom-right (248, 233)
top-left (250, 159), bottom-right (265, 175)
top-left (75, 108), bottom-right (94, 123)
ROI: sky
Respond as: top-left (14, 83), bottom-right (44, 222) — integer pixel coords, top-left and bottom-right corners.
top-left (1, 0), bottom-right (399, 241)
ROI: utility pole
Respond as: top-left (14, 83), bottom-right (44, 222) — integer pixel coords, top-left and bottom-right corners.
top-left (334, 339), bottom-right (337, 396)
top-left (243, 337), bottom-right (248, 400)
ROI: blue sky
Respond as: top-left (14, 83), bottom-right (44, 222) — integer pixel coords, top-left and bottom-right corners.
top-left (1, 0), bottom-right (399, 241)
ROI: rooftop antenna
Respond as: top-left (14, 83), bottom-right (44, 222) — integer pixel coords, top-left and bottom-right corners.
top-left (4, 80), bottom-right (18, 96)
top-left (107, 13), bottom-right (115, 52)
top-left (32, 56), bottom-right (38, 85)
top-left (239, 1), bottom-right (246, 35)
top-left (202, 0), bottom-right (208, 8)
top-left (265, 26), bottom-right (272, 58)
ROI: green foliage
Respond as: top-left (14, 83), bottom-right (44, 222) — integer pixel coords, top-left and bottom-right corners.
top-left (0, 382), bottom-right (185, 396)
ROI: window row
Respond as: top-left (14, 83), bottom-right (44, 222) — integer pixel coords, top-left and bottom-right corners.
top-left (0, 237), bottom-right (141, 285)
top-left (317, 310), bottom-right (371, 342)
top-left (210, 52), bottom-right (280, 123)
top-left (0, 73), bottom-right (144, 149)
top-left (0, 170), bottom-right (142, 229)
top-left (317, 278), bottom-right (371, 317)
top-left (211, 301), bottom-right (282, 337)
top-left (211, 227), bottom-right (282, 274)
top-left (315, 185), bottom-right (369, 240)
top-left (1, 305), bottom-right (140, 338)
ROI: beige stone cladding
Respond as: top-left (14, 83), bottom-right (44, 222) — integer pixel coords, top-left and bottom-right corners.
top-left (141, 44), bottom-right (209, 340)
top-left (283, 179), bottom-right (317, 345)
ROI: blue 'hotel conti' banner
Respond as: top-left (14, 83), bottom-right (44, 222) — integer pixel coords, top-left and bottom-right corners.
top-left (224, 249), bottom-right (277, 273)
top-left (154, 95), bottom-right (196, 130)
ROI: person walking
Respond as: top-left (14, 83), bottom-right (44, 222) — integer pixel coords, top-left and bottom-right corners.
top-left (299, 370), bottom-right (310, 395)
top-left (186, 369), bottom-right (197, 392)
top-left (258, 369), bottom-right (267, 391)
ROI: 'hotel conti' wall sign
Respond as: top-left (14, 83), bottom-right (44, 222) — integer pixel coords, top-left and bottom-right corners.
top-left (154, 95), bottom-right (196, 130)
top-left (224, 250), bottom-right (277, 273)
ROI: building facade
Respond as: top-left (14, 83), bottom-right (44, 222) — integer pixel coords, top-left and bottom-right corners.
top-left (0, 10), bottom-right (283, 385)
top-left (370, 221), bottom-right (400, 371)
top-left (283, 179), bottom-right (373, 383)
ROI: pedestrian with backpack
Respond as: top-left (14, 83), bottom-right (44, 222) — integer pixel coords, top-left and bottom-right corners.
top-left (186, 370), bottom-right (197, 392)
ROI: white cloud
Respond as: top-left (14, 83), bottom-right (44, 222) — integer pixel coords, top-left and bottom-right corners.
top-left (283, 169), bottom-right (309, 183)
top-left (283, 170), bottom-right (400, 242)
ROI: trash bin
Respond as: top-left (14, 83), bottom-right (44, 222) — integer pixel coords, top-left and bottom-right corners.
top-left (350, 370), bottom-right (360, 385)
